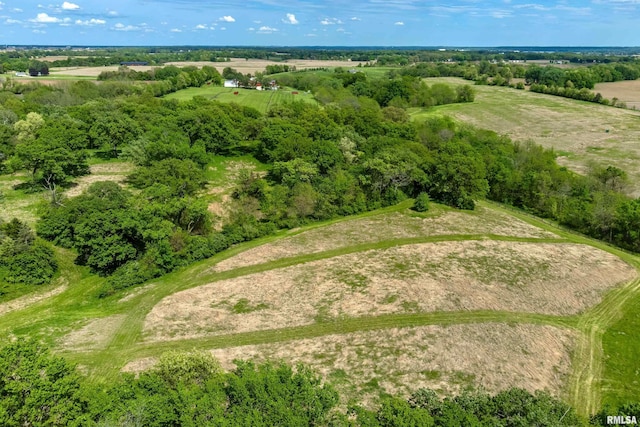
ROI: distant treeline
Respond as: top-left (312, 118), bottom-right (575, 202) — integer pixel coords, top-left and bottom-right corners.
top-left (2, 46), bottom-right (640, 72)
top-left (1, 339), bottom-right (637, 426)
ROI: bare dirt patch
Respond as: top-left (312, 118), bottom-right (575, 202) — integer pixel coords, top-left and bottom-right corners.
top-left (213, 206), bottom-right (558, 272)
top-left (127, 324), bottom-right (574, 406)
top-left (59, 314), bottom-right (126, 351)
top-left (64, 162), bottom-right (134, 198)
top-left (144, 241), bottom-right (634, 341)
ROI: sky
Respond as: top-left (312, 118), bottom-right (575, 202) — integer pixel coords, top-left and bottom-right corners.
top-left (0, 0), bottom-right (639, 47)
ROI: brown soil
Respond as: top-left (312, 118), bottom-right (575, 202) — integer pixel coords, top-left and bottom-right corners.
top-left (213, 207), bottom-right (558, 272)
top-left (144, 241), bottom-right (634, 342)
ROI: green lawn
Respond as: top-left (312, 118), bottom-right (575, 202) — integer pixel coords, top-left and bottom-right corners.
top-left (164, 86), bottom-right (317, 113)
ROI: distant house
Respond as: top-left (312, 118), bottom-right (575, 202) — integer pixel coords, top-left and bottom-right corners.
top-left (120, 61), bottom-right (148, 66)
top-left (14, 72), bottom-right (27, 77)
top-left (224, 79), bottom-right (239, 88)
top-left (255, 82), bottom-right (263, 91)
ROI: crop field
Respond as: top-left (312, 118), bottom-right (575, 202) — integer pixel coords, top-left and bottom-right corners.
top-left (43, 58), bottom-right (370, 78)
top-left (594, 80), bottom-right (640, 110)
top-left (1, 188), bottom-right (639, 416)
top-left (411, 77), bottom-right (640, 196)
top-left (164, 86), bottom-right (317, 112)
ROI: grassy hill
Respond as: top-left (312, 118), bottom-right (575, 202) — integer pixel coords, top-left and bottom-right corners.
top-left (1, 195), bottom-right (638, 416)
top-left (411, 77), bottom-right (640, 196)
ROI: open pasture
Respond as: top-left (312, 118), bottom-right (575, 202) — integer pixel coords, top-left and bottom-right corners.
top-left (412, 77), bottom-right (640, 196)
top-left (164, 86), bottom-right (316, 112)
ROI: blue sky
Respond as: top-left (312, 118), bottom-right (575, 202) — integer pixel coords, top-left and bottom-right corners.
top-left (0, 0), bottom-right (638, 46)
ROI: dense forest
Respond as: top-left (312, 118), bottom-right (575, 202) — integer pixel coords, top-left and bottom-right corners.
top-left (0, 339), bottom-right (636, 426)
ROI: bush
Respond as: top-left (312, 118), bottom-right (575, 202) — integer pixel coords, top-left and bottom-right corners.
top-left (412, 192), bottom-right (430, 212)
top-left (3, 242), bottom-right (58, 285)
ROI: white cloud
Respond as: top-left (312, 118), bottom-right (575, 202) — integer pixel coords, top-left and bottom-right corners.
top-left (194, 24), bottom-right (207, 29)
top-left (75, 18), bottom-right (105, 25)
top-left (283, 13), bottom-right (298, 24)
top-left (5, 18), bottom-right (21, 24)
top-left (220, 26), bottom-right (226, 30)
top-left (257, 25), bottom-right (278, 33)
top-left (320, 17), bottom-right (342, 25)
top-left (33, 29), bottom-right (46, 33)
top-left (13, 8), bottom-right (24, 12)
top-left (61, 1), bottom-right (79, 10)
top-left (170, 28), bottom-right (182, 32)
top-left (113, 22), bottom-right (141, 31)
top-left (350, 16), bottom-right (360, 20)
top-left (394, 21), bottom-right (404, 25)
top-left (31, 12), bottom-right (60, 23)
top-left (107, 10), bottom-right (118, 16)
top-left (248, 27), bottom-right (255, 31)
top-left (219, 15), bottom-right (235, 22)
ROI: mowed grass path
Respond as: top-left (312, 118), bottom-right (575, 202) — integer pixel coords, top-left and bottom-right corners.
top-left (164, 86), bottom-right (317, 113)
top-left (1, 198), bottom-right (639, 416)
top-left (411, 77), bottom-right (640, 196)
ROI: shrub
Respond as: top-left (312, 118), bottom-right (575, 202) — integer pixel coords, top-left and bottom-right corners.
top-left (412, 192), bottom-right (431, 212)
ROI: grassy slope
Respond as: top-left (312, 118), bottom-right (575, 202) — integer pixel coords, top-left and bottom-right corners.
top-left (411, 77), bottom-right (640, 196)
top-left (1, 195), bottom-right (638, 416)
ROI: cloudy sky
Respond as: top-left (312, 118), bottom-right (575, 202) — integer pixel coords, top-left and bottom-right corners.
top-left (0, 0), bottom-right (638, 46)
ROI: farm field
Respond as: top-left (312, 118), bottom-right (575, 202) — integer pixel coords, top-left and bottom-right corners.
top-left (594, 80), bottom-right (640, 110)
top-left (164, 86), bottom-right (317, 112)
top-left (411, 77), bottom-right (640, 196)
top-left (1, 191), bottom-right (639, 417)
top-left (42, 58), bottom-right (369, 78)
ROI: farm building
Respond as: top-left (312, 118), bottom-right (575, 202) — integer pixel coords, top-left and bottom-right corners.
top-left (224, 79), bottom-right (239, 88)
top-left (120, 61), bottom-right (148, 66)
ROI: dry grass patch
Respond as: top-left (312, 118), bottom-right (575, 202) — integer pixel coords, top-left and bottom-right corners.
top-left (59, 314), bottom-right (126, 351)
top-left (213, 206), bottom-right (557, 272)
top-left (64, 162), bottom-right (134, 198)
top-left (144, 241), bottom-right (633, 341)
top-left (0, 283), bottom-right (67, 316)
top-left (126, 324), bottom-right (575, 406)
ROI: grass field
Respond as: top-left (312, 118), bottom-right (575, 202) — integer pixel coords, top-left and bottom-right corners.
top-left (411, 77), bottom-right (640, 196)
top-left (1, 191), bottom-right (639, 416)
top-left (164, 86), bottom-right (317, 113)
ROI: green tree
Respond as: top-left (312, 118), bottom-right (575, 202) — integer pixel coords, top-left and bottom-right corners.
top-left (0, 340), bottom-right (86, 426)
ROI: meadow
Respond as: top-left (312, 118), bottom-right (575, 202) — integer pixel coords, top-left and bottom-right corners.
top-left (411, 77), bottom-right (640, 196)
top-left (164, 86), bottom-right (317, 112)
